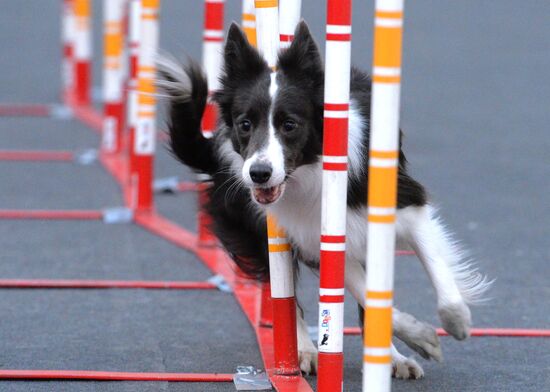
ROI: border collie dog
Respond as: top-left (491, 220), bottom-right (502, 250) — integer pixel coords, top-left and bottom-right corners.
top-left (158, 22), bottom-right (490, 379)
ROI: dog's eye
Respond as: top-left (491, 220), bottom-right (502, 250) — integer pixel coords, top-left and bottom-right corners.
top-left (283, 120), bottom-right (297, 133)
top-left (239, 120), bottom-right (252, 133)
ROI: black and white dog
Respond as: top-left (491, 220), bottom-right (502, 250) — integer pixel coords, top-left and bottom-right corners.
top-left (158, 22), bottom-right (490, 379)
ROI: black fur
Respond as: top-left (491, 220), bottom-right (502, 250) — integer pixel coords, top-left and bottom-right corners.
top-left (159, 60), bottom-right (219, 176)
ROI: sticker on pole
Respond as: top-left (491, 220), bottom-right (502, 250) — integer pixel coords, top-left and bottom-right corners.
top-left (318, 303), bottom-right (344, 353)
top-left (135, 118), bottom-right (155, 155)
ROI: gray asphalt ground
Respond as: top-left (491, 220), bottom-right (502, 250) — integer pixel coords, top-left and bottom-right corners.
top-left (0, 1), bottom-right (549, 391)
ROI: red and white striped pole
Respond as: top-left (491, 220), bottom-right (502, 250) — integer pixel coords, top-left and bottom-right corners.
top-left (317, 1), bottom-right (352, 391)
top-left (278, 0), bottom-right (301, 49)
top-left (255, 0), bottom-right (300, 376)
top-left (363, 1), bottom-right (405, 391)
top-left (129, 0), bottom-right (160, 211)
top-left (241, 0), bottom-right (257, 47)
top-left (73, 0), bottom-right (92, 106)
top-left (61, 0), bottom-right (75, 103)
top-left (197, 0), bottom-right (225, 246)
top-left (101, 0), bottom-right (126, 154)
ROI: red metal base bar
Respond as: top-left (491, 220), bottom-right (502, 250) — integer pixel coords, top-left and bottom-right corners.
top-left (0, 150), bottom-right (74, 161)
top-left (0, 210), bottom-right (103, 220)
top-left (343, 327), bottom-right (550, 337)
top-left (0, 279), bottom-right (217, 290)
top-left (396, 250), bottom-right (415, 256)
top-left (65, 93), bottom-right (102, 132)
top-left (0, 370), bottom-right (233, 382)
top-left (178, 181), bottom-right (200, 192)
top-left (0, 104), bottom-right (51, 117)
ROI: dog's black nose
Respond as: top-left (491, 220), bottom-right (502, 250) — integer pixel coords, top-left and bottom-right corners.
top-left (250, 163), bottom-right (272, 184)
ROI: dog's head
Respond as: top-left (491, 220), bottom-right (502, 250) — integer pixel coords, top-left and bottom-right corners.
top-left (214, 21), bottom-right (324, 205)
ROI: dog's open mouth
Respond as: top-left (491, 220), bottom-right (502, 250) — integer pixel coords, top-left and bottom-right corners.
top-left (252, 183), bottom-right (285, 205)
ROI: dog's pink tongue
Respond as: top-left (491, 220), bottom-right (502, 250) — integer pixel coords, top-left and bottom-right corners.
top-left (253, 186), bottom-right (281, 204)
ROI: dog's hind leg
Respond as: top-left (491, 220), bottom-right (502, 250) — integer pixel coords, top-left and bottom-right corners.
top-left (347, 257), bottom-right (442, 362)
top-left (296, 306), bottom-right (318, 375)
top-left (397, 205), bottom-right (491, 340)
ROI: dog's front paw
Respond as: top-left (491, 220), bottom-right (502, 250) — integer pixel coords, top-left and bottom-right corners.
top-left (392, 356), bottom-right (424, 380)
top-left (438, 301), bottom-right (472, 340)
top-left (298, 349), bottom-right (318, 375)
top-left (394, 313), bottom-right (443, 362)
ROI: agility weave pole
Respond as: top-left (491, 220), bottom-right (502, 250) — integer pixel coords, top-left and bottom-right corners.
top-left (128, 0), bottom-right (160, 211)
top-left (72, 0), bottom-right (92, 105)
top-left (101, 0), bottom-right (126, 154)
top-left (61, 0), bottom-right (75, 101)
top-left (241, 0), bottom-right (275, 330)
top-left (363, 0), bottom-right (405, 390)
top-left (254, 0), bottom-right (302, 377)
top-left (317, 0), bottom-right (352, 390)
top-left (196, 0), bottom-right (225, 246)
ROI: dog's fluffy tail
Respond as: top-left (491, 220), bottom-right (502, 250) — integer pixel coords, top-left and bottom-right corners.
top-left (156, 55), bottom-right (219, 175)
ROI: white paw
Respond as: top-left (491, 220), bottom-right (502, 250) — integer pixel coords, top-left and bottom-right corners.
top-left (438, 301), bottom-right (472, 340)
top-left (392, 356), bottom-right (424, 380)
top-left (394, 313), bottom-right (443, 362)
top-left (299, 349), bottom-right (318, 375)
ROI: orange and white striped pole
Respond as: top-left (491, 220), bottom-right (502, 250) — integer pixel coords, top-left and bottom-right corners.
top-left (61, 0), bottom-right (75, 103)
top-left (241, 0), bottom-right (257, 47)
top-left (278, 0), bottom-right (301, 49)
top-left (363, 1), bottom-right (405, 391)
top-left (240, 2), bottom-right (274, 328)
top-left (101, 0), bottom-right (126, 154)
top-left (255, 0), bottom-right (300, 376)
top-left (130, 0), bottom-right (160, 211)
top-left (318, 1), bottom-right (352, 391)
top-left (197, 0), bottom-right (225, 246)
top-left (73, 0), bottom-right (92, 105)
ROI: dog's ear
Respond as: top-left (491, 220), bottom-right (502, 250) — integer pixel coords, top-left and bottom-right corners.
top-left (278, 21), bottom-right (323, 82)
top-left (223, 22), bottom-right (267, 80)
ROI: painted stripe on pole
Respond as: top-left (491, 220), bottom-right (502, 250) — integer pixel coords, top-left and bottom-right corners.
top-left (320, 242), bottom-right (346, 252)
top-left (320, 288), bottom-right (345, 296)
top-left (365, 298), bottom-right (393, 308)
